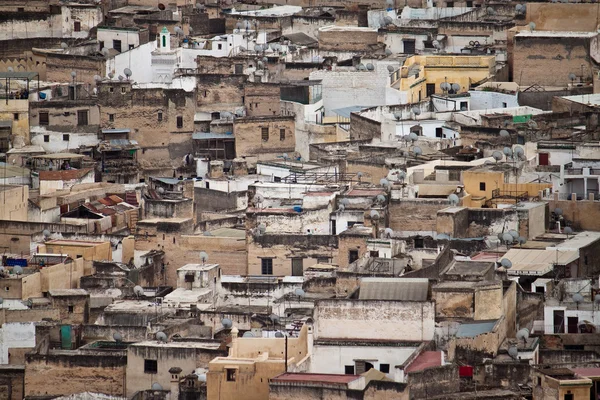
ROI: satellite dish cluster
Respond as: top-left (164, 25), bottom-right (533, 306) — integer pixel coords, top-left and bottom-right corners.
top-left (497, 229), bottom-right (527, 247)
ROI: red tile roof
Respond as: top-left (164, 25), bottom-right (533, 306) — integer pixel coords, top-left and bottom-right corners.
top-left (39, 168), bottom-right (93, 181)
top-left (405, 351), bottom-right (443, 373)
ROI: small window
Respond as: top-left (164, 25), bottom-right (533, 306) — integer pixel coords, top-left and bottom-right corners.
top-left (564, 394), bottom-right (574, 400)
top-left (218, 43), bottom-right (223, 50)
top-left (43, 135), bottom-right (50, 143)
top-left (414, 237), bottom-right (424, 248)
top-left (261, 127), bottom-right (269, 141)
top-left (177, 116), bottom-right (183, 128)
top-left (158, 112), bottom-right (163, 122)
top-left (349, 250), bottom-right (359, 264)
top-left (13, 113), bottom-right (19, 121)
top-left (479, 182), bottom-right (486, 191)
top-left (345, 365), bottom-right (355, 374)
top-left (62, 134), bottom-right (69, 141)
top-left (226, 368), bottom-right (236, 381)
top-left (113, 39), bottom-right (122, 53)
top-left (109, 114), bottom-right (115, 122)
top-left (77, 110), bottom-right (88, 126)
top-left (5, 286), bottom-right (9, 291)
top-left (261, 258), bottom-right (273, 275)
top-left (537, 377), bottom-right (542, 386)
top-left (129, 44), bottom-right (134, 50)
top-left (280, 128), bottom-right (285, 141)
top-left (317, 257), bottom-right (330, 264)
top-left (144, 359), bottom-right (158, 374)
top-left (502, 102), bottom-right (507, 108)
top-left (99, 41), bottom-right (104, 49)
top-left (121, 87), bottom-right (126, 94)
top-left (435, 127), bottom-right (443, 138)
top-left (17, 7), bottom-right (24, 12)
top-left (460, 101), bottom-right (468, 110)
top-left (380, 364), bottom-right (390, 373)
top-left (466, 0), bottom-right (473, 6)
top-left (68, 305), bottom-right (74, 313)
top-left (109, 87), bottom-right (114, 93)
top-left (74, 21), bottom-right (81, 32)
top-left (39, 112), bottom-right (49, 126)
top-left (447, 1), bottom-right (454, 6)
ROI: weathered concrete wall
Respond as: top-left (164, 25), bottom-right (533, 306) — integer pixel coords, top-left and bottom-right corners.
top-left (389, 199), bottom-right (448, 233)
top-left (407, 365), bottom-right (459, 400)
top-left (314, 299), bottom-right (435, 341)
top-left (234, 116), bottom-right (296, 165)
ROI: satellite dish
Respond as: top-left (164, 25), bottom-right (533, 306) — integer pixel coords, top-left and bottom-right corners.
top-left (517, 236), bottom-right (527, 245)
top-left (257, 61), bottom-right (264, 69)
top-left (242, 331), bottom-right (254, 337)
top-left (492, 151), bottom-right (503, 161)
top-left (380, 178), bottom-right (389, 187)
top-left (124, 68), bottom-right (132, 78)
top-left (500, 258), bottom-right (512, 269)
top-left (502, 233), bottom-right (514, 244)
top-left (42, 229), bottom-right (51, 238)
top-left (508, 345), bottom-right (519, 359)
top-left (393, 111), bottom-right (402, 120)
top-left (529, 22), bottom-right (536, 31)
top-left (383, 16), bottom-right (393, 25)
top-left (385, 49), bottom-right (392, 56)
top-left (156, 332), bottom-right (168, 342)
top-left (527, 119), bottom-right (538, 129)
top-left (509, 229), bottom-right (519, 239)
top-left (487, 7), bottom-right (496, 15)
top-left (413, 146), bottom-right (423, 156)
top-left (134, 285), bottom-right (144, 297)
top-left (7, 67), bottom-right (14, 73)
top-left (451, 83), bottom-right (460, 92)
top-left (573, 293), bottom-right (584, 304)
top-left (275, 331), bottom-right (285, 338)
top-left (554, 208), bottom-right (563, 216)
top-left (198, 374), bottom-right (207, 382)
top-left (366, 63), bottom-right (375, 71)
top-left (370, 210), bottom-right (380, 220)
top-left (94, 75), bottom-right (102, 82)
top-left (516, 328), bottom-right (529, 342)
top-left (254, 43), bottom-right (263, 52)
top-left (357, 63), bottom-right (366, 71)
top-left (432, 40), bottom-right (440, 49)
top-left (564, 226), bottom-right (573, 235)
top-left (569, 72), bottom-right (577, 81)
top-left (397, 171), bottom-right (406, 181)
top-left (499, 130), bottom-right (510, 137)
top-left (376, 194), bottom-right (387, 203)
top-left (409, 132), bottom-right (419, 142)
top-left (70, 71), bottom-right (77, 78)
top-left (113, 332), bottom-right (123, 342)
top-left (440, 82), bottom-right (451, 91)
top-left (514, 146), bottom-right (524, 157)
top-left (108, 72), bottom-right (115, 79)
top-left (61, 42), bottom-right (68, 49)
top-left (503, 147), bottom-right (513, 157)
top-left (13, 266), bottom-right (23, 275)
top-left (340, 198), bottom-right (350, 206)
top-left (222, 318), bottom-right (233, 329)
top-left (437, 233), bottom-right (450, 240)
top-left (384, 228), bottom-right (394, 238)
top-left (294, 288), bottom-right (305, 297)
top-left (199, 251), bottom-right (209, 264)
top-left (236, 21), bottom-right (243, 29)
top-left (102, 47), bottom-right (110, 57)
top-left (156, 187), bottom-right (165, 194)
top-left (118, 75), bottom-right (124, 81)
top-left (411, 106), bottom-right (421, 115)
top-left (151, 383), bottom-right (163, 391)
top-left (357, 171), bottom-right (364, 178)
top-left (448, 194), bottom-right (459, 205)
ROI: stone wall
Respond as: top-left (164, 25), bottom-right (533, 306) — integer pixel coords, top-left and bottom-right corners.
top-left (234, 116), bottom-right (296, 164)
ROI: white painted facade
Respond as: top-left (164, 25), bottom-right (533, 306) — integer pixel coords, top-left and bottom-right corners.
top-left (108, 41), bottom-right (156, 83)
top-left (193, 31), bottom-right (268, 58)
top-left (0, 322), bottom-right (36, 364)
top-left (395, 119), bottom-right (459, 140)
top-left (469, 90), bottom-right (519, 111)
top-left (30, 128), bottom-right (99, 153)
top-left (543, 305), bottom-right (600, 334)
top-left (98, 27), bottom-right (141, 52)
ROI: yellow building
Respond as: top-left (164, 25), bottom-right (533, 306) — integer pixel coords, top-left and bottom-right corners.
top-left (399, 55), bottom-right (495, 103)
top-left (462, 168), bottom-right (551, 207)
top-left (40, 239), bottom-right (112, 275)
top-left (207, 325), bottom-right (311, 400)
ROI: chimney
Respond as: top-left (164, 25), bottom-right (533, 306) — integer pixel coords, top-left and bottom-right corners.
top-left (169, 367), bottom-right (182, 399)
top-left (209, 160), bottom-right (224, 179)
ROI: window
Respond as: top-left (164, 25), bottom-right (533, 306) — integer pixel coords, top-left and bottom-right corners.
top-left (564, 394), bottom-right (574, 400)
top-left (13, 113), bottom-right (19, 121)
top-left (345, 365), bottom-right (355, 374)
top-left (17, 7), bottom-right (24, 12)
top-left (460, 101), bottom-right (468, 110)
top-left (349, 250), bottom-right (359, 264)
top-left (261, 258), bottom-right (273, 275)
top-left (4, 286), bottom-right (9, 291)
top-left (261, 127), bottom-right (269, 141)
top-left (43, 135), bottom-right (49, 143)
top-left (74, 21), bottom-right (81, 32)
top-left (447, 1), bottom-right (454, 6)
top-left (426, 83), bottom-right (436, 97)
top-left (466, 0), bottom-right (473, 6)
top-left (317, 257), bottom-right (331, 264)
top-left (129, 44), bottom-right (134, 50)
top-left (211, 112), bottom-right (221, 120)
top-left (177, 116), bottom-right (183, 128)
top-left (109, 114), bottom-right (115, 122)
top-left (77, 110), bottom-right (88, 126)
top-left (226, 369), bottom-right (237, 381)
top-left (280, 128), bottom-right (285, 141)
top-left (502, 102), bottom-right (507, 108)
top-left (113, 39), bottom-right (122, 53)
top-left (39, 112), bottom-right (49, 126)
top-left (144, 359), bottom-right (158, 374)
top-left (121, 87), bottom-right (126, 94)
top-left (414, 237), bottom-right (424, 248)
top-left (158, 112), bottom-right (163, 122)
top-left (380, 364), bottom-right (390, 373)
top-left (99, 41), bottom-right (104, 50)
top-left (217, 43), bottom-right (223, 50)
top-left (537, 377), bottom-right (542, 386)
top-left (62, 134), bottom-right (69, 141)
top-left (68, 305), bottom-right (74, 313)
top-left (479, 182), bottom-right (486, 191)
top-left (162, 35), bottom-right (166, 48)
top-left (292, 258), bottom-right (303, 276)
top-left (435, 127), bottom-right (443, 138)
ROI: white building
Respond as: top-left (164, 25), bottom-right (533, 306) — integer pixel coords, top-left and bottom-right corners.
top-left (98, 26), bottom-right (144, 53)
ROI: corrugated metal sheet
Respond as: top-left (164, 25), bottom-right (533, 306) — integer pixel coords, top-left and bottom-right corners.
top-left (359, 277), bottom-right (429, 301)
top-left (456, 320), bottom-right (497, 338)
top-left (504, 248), bottom-right (579, 276)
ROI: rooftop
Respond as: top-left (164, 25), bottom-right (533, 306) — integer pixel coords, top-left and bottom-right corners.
top-left (455, 320), bottom-right (498, 338)
top-left (359, 278), bottom-right (429, 301)
top-left (271, 372), bottom-right (360, 384)
top-left (49, 289), bottom-right (88, 297)
top-left (130, 340), bottom-right (221, 349)
top-left (504, 248), bottom-right (579, 276)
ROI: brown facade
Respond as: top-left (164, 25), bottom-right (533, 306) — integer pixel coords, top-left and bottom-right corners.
top-left (234, 116), bottom-right (295, 164)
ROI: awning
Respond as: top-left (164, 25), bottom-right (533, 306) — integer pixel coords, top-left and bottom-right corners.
top-left (504, 248), bottom-right (579, 276)
top-left (192, 132), bottom-right (233, 140)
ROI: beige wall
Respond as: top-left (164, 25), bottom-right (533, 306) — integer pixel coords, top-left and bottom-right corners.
top-left (0, 99), bottom-right (29, 143)
top-left (0, 185), bottom-right (28, 221)
top-left (234, 117), bottom-right (296, 165)
top-left (40, 257), bottom-right (85, 293)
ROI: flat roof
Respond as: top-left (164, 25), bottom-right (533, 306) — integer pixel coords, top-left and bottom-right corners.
top-left (554, 231), bottom-right (600, 251)
top-left (130, 340), bottom-right (221, 349)
top-left (31, 153), bottom-right (85, 160)
top-left (49, 289), bottom-right (88, 296)
top-left (516, 30), bottom-right (597, 38)
top-left (359, 278), bottom-right (429, 301)
top-left (272, 372), bottom-right (360, 384)
top-left (0, 72), bottom-right (39, 80)
top-left (456, 320), bottom-right (497, 338)
top-left (178, 263), bottom-right (219, 271)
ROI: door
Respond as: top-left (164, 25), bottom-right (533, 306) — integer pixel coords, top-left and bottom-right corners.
top-left (403, 40), bottom-right (416, 54)
top-left (553, 310), bottom-right (565, 333)
top-left (426, 83), bottom-right (436, 97)
top-left (539, 153), bottom-right (549, 166)
top-left (567, 317), bottom-right (579, 333)
top-left (291, 258), bottom-right (303, 276)
top-left (60, 325), bottom-right (72, 349)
